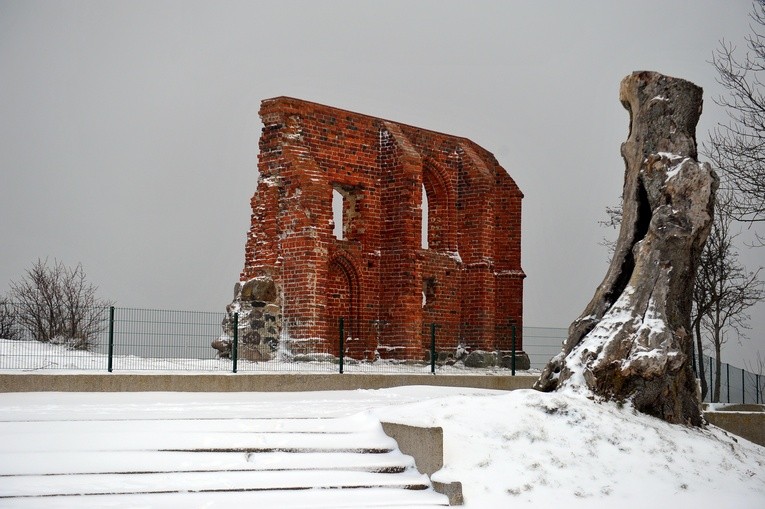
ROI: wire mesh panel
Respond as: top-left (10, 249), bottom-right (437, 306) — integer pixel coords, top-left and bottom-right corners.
top-left (699, 355), bottom-right (764, 405)
top-left (746, 372), bottom-right (765, 405)
top-left (105, 308), bottom-right (228, 371)
top-left (236, 320), bottom-right (437, 374)
top-left (727, 364), bottom-right (743, 404)
top-left (743, 369), bottom-right (760, 405)
top-left (523, 327), bottom-right (566, 370)
top-left (234, 325), bottom-right (338, 373)
top-left (234, 319), bottom-right (537, 374)
top-left (0, 301), bottom-right (110, 371)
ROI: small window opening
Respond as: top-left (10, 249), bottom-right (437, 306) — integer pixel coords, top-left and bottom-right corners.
top-left (421, 184), bottom-right (429, 249)
top-left (422, 277), bottom-right (436, 307)
top-left (332, 189), bottom-right (344, 239)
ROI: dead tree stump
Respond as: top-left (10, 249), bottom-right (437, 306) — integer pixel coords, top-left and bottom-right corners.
top-left (534, 71), bottom-right (718, 426)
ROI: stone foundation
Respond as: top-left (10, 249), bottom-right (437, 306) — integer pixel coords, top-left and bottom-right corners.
top-left (213, 275), bottom-right (283, 361)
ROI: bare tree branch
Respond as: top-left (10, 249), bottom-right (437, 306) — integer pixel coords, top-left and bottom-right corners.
top-left (0, 297), bottom-right (22, 341)
top-left (705, 0), bottom-right (765, 226)
top-left (696, 195), bottom-right (764, 402)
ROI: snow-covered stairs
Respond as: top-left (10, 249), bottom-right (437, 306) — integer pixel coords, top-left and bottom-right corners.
top-left (0, 413), bottom-right (449, 508)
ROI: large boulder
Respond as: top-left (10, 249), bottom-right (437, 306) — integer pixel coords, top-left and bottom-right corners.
top-left (463, 350), bottom-right (498, 368)
top-left (214, 275), bottom-right (283, 361)
top-left (240, 276), bottom-right (277, 303)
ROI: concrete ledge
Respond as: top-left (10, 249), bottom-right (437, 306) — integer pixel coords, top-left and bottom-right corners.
top-left (707, 404), bottom-right (765, 413)
top-left (0, 373), bottom-right (538, 393)
top-left (432, 480), bottom-right (464, 506)
top-left (381, 421), bottom-right (463, 505)
top-left (705, 410), bottom-right (765, 447)
top-left (381, 422), bottom-right (443, 476)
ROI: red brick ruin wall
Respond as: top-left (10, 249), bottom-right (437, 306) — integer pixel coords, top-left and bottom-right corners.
top-left (242, 97), bottom-right (524, 360)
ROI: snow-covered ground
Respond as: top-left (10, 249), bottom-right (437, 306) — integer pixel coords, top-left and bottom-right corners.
top-left (1, 386), bottom-right (763, 508)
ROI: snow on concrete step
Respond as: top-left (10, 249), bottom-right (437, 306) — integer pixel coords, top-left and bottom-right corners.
top-left (0, 449), bottom-right (415, 476)
top-left (0, 487), bottom-right (450, 508)
top-left (0, 415), bottom-right (371, 434)
top-left (0, 429), bottom-right (396, 454)
top-left (0, 414), bottom-right (398, 454)
top-left (0, 469), bottom-right (432, 497)
top-left (0, 413), bottom-right (450, 507)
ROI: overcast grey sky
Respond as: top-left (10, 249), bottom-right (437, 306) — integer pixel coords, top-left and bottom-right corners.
top-left (1, 0), bottom-right (762, 367)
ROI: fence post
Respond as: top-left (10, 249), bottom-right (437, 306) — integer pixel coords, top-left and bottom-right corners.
top-left (743, 368), bottom-right (746, 405)
top-left (758, 374), bottom-right (761, 405)
top-left (511, 324), bottom-right (517, 376)
top-left (709, 356), bottom-right (713, 402)
top-left (727, 363), bottom-right (730, 403)
top-left (339, 317), bottom-right (344, 374)
top-left (107, 306), bottom-right (115, 373)
top-left (430, 323), bottom-right (436, 375)
top-left (232, 312), bottom-right (239, 374)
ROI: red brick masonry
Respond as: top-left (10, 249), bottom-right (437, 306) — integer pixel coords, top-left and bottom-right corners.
top-left (241, 97), bottom-right (524, 360)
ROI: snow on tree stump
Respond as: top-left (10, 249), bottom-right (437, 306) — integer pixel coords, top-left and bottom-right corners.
top-left (534, 71), bottom-right (719, 426)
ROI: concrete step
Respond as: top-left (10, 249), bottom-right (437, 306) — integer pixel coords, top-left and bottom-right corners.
top-left (0, 428), bottom-right (397, 454)
top-left (0, 416), bottom-right (372, 433)
top-left (0, 415), bottom-right (450, 507)
top-left (0, 450), bottom-right (415, 476)
top-left (0, 487), bottom-right (450, 508)
top-left (0, 469), bottom-right (433, 497)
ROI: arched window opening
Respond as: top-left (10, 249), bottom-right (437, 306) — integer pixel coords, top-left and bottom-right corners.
top-left (421, 162), bottom-right (457, 253)
top-left (421, 184), bottom-right (429, 249)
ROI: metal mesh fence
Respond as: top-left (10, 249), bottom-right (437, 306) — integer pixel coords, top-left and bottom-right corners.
top-left (1, 302), bottom-right (762, 398)
top-left (523, 327), bottom-right (566, 370)
top-left (0, 301), bottom-right (111, 371)
top-left (703, 354), bottom-right (764, 404)
top-left (102, 308), bottom-right (229, 371)
top-left (1, 305), bottom-right (538, 374)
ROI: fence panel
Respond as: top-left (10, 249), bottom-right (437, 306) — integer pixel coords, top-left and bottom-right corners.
top-left (103, 308), bottom-right (229, 372)
top-left (701, 354), bottom-right (764, 404)
top-left (523, 327), bottom-right (566, 370)
top-left (0, 301), bottom-right (110, 371)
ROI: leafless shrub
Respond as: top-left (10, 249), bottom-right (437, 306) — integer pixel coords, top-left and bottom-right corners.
top-left (0, 297), bottom-right (22, 341)
top-left (8, 259), bottom-right (112, 350)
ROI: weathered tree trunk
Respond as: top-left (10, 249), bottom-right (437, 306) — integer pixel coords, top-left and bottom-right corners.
top-left (534, 71), bottom-right (718, 426)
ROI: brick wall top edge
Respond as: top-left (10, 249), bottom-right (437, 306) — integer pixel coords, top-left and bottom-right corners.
top-left (261, 96), bottom-right (473, 143)
top-left (260, 96), bottom-right (523, 194)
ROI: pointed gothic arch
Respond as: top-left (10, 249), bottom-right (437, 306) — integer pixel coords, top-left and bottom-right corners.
top-left (327, 253), bottom-right (361, 355)
top-left (421, 158), bottom-right (457, 252)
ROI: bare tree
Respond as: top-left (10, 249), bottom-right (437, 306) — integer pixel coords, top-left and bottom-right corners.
top-left (697, 197), bottom-right (764, 402)
top-left (0, 297), bottom-right (22, 341)
top-left (706, 0), bottom-right (765, 228)
top-left (691, 267), bottom-right (712, 400)
top-left (8, 259), bottom-right (112, 350)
